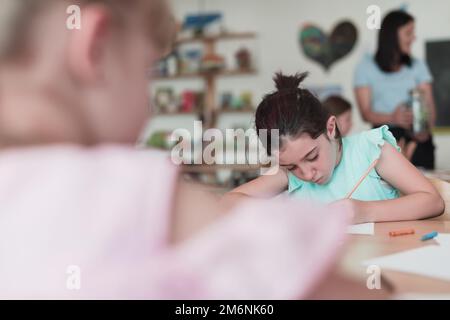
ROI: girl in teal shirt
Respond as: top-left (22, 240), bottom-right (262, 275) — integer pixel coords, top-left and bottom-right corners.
top-left (224, 72), bottom-right (444, 224)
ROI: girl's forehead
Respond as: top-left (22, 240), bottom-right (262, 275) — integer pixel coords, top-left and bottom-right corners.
top-left (279, 134), bottom-right (320, 162)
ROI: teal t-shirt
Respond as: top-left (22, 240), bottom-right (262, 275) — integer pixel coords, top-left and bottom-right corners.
top-left (287, 125), bottom-right (400, 203)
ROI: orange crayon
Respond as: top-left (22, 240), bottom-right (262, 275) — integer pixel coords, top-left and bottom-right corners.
top-left (389, 229), bottom-right (415, 237)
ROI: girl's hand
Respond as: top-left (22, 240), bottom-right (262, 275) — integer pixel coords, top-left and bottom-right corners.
top-left (328, 199), bottom-right (368, 225)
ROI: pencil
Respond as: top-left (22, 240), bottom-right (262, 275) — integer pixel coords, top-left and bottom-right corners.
top-left (345, 159), bottom-right (379, 199)
top-left (389, 228), bottom-right (415, 237)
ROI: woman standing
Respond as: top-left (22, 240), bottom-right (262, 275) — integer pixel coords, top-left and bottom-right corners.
top-left (354, 10), bottom-right (436, 169)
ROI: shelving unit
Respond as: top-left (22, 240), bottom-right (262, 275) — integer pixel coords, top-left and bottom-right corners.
top-left (219, 107), bottom-right (255, 113)
top-left (175, 32), bottom-right (257, 45)
top-left (153, 68), bottom-right (257, 81)
top-left (154, 106), bottom-right (255, 116)
top-left (148, 31), bottom-right (259, 189)
top-left (152, 31), bottom-right (258, 128)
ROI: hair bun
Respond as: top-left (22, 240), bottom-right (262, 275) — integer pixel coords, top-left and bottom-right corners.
top-left (273, 72), bottom-right (308, 91)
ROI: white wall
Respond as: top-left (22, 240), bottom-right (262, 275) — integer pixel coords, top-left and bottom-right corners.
top-left (147, 0), bottom-right (450, 169)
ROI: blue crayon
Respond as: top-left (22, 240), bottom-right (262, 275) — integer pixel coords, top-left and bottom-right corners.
top-left (421, 231), bottom-right (438, 241)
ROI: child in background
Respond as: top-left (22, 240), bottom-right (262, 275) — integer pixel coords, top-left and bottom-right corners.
top-left (323, 96), bottom-right (417, 163)
top-left (224, 72), bottom-right (444, 224)
top-left (322, 95), bottom-right (353, 136)
top-left (0, 0), bottom-right (366, 299)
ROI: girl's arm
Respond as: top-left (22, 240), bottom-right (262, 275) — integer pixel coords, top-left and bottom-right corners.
top-left (221, 167), bottom-right (289, 209)
top-left (352, 143), bottom-right (444, 223)
top-left (171, 178), bottom-right (227, 244)
top-left (354, 87), bottom-right (412, 128)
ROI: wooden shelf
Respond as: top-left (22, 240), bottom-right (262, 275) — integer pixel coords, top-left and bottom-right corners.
top-left (154, 107), bottom-right (255, 117)
top-left (155, 109), bottom-right (254, 116)
top-left (153, 68), bottom-right (257, 80)
top-left (218, 107), bottom-right (255, 113)
top-left (176, 32), bottom-right (257, 45)
top-left (219, 69), bottom-right (257, 76)
top-left (181, 163), bottom-right (262, 173)
top-left (153, 73), bottom-right (203, 80)
top-left (154, 111), bottom-right (199, 116)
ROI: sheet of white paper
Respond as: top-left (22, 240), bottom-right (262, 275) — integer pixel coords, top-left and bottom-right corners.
top-left (362, 245), bottom-right (450, 282)
top-left (347, 223), bottom-right (374, 235)
top-left (436, 233), bottom-right (450, 246)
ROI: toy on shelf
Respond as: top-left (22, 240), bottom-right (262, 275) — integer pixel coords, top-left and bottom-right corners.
top-left (201, 53), bottom-right (226, 73)
top-left (180, 90), bottom-right (205, 113)
top-left (152, 88), bottom-right (205, 115)
top-left (154, 87), bottom-right (177, 113)
top-left (235, 47), bottom-right (252, 70)
top-left (220, 91), bottom-right (254, 111)
top-left (181, 13), bottom-right (223, 37)
top-left (181, 91), bottom-right (195, 113)
top-left (153, 51), bottom-right (180, 77)
top-left (240, 91), bottom-right (253, 109)
top-left (179, 49), bottom-right (202, 74)
top-left (146, 131), bottom-right (172, 150)
top-left (220, 92), bottom-right (233, 109)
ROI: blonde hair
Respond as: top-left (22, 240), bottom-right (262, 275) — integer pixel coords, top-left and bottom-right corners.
top-left (0, 0), bottom-right (175, 61)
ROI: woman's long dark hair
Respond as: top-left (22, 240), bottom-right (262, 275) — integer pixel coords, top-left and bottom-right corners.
top-left (375, 10), bottom-right (414, 72)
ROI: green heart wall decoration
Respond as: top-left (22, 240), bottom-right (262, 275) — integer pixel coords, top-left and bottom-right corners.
top-left (299, 20), bottom-right (358, 71)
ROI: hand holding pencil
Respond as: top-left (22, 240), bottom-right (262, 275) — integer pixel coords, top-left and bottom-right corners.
top-left (328, 159), bottom-right (379, 225)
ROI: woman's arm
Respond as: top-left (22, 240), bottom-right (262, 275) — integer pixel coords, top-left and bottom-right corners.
top-left (221, 167), bottom-right (289, 209)
top-left (355, 87), bottom-right (392, 126)
top-left (352, 143), bottom-right (444, 223)
top-left (354, 87), bottom-right (412, 128)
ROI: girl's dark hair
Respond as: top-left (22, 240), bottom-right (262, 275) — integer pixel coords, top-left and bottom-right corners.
top-left (255, 72), bottom-right (341, 155)
top-left (375, 10), bottom-right (414, 72)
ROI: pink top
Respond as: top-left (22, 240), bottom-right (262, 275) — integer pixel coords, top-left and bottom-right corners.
top-left (0, 145), bottom-right (349, 299)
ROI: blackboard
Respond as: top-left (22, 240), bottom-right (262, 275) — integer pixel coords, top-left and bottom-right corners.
top-left (426, 40), bottom-right (450, 127)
